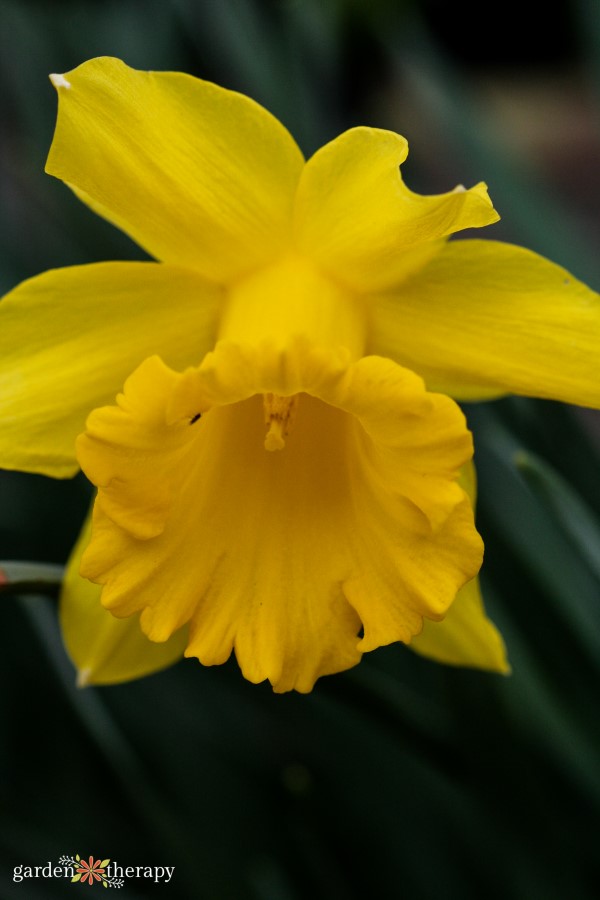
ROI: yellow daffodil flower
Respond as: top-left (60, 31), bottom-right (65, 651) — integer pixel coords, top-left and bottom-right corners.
top-left (2, 58), bottom-right (599, 691)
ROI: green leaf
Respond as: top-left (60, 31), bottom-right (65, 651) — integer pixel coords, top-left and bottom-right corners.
top-left (515, 449), bottom-right (600, 581)
top-left (0, 561), bottom-right (64, 599)
top-left (470, 406), bottom-right (600, 657)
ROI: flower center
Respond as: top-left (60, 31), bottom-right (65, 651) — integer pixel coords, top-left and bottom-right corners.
top-left (263, 393), bottom-right (299, 451)
top-left (218, 254), bottom-right (368, 361)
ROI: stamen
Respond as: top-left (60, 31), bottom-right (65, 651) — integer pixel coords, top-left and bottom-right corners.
top-left (263, 394), bottom-right (299, 451)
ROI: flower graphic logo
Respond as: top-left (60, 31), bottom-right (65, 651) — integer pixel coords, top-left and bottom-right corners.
top-left (58, 855), bottom-right (123, 888)
top-left (74, 856), bottom-right (107, 885)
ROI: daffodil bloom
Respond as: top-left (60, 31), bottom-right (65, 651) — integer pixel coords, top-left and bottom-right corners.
top-left (2, 58), bottom-right (600, 691)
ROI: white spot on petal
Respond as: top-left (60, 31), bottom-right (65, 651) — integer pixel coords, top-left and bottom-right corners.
top-left (49, 73), bottom-right (71, 90)
top-left (452, 184), bottom-right (466, 193)
top-left (76, 667), bottom-right (92, 688)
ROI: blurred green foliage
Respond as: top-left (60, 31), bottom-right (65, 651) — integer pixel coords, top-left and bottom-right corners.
top-left (1, 1), bottom-right (600, 897)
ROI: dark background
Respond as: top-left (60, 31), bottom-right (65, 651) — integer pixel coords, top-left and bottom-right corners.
top-left (1, 1), bottom-right (600, 897)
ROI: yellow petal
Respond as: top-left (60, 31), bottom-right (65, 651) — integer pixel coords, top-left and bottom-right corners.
top-left (0, 262), bottom-right (221, 476)
top-left (409, 460), bottom-right (508, 672)
top-left (293, 127), bottom-right (498, 292)
top-left (76, 342), bottom-right (482, 693)
top-left (370, 239), bottom-right (600, 407)
top-left (47, 57), bottom-right (304, 282)
top-left (410, 575), bottom-right (509, 672)
top-left (60, 513), bottom-right (187, 686)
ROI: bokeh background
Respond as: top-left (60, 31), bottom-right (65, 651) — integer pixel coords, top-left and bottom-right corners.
top-left (1, 1), bottom-right (600, 897)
